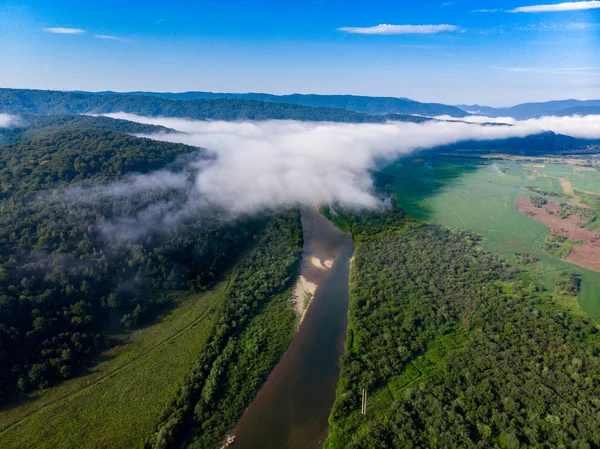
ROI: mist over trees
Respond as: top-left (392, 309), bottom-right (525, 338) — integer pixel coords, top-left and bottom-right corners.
top-left (0, 127), bottom-right (267, 401)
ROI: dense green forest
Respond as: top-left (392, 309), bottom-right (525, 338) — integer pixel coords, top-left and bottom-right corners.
top-left (0, 114), bottom-right (173, 145)
top-left (0, 88), bottom-right (428, 123)
top-left (109, 91), bottom-right (469, 117)
top-left (326, 206), bottom-right (600, 448)
top-left (0, 128), bottom-right (267, 403)
top-left (0, 128), bottom-right (192, 197)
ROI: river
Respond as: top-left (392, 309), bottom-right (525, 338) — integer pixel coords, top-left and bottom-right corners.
top-left (231, 207), bottom-right (354, 449)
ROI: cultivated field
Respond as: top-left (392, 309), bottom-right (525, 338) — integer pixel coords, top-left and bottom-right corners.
top-left (385, 156), bottom-right (600, 321)
top-left (0, 285), bottom-right (227, 449)
top-left (517, 197), bottom-right (600, 272)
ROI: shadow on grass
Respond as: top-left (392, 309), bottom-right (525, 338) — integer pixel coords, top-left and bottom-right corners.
top-left (379, 153), bottom-right (488, 222)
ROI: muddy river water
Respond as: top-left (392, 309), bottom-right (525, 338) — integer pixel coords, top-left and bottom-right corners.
top-left (231, 208), bottom-right (354, 449)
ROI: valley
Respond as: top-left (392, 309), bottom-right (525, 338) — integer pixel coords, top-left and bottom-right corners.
top-left (0, 90), bottom-right (599, 449)
top-left (4, 0), bottom-right (600, 445)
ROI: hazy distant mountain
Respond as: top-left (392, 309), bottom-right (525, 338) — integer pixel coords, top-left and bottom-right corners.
top-left (107, 91), bottom-right (470, 118)
top-left (0, 89), bottom-right (429, 124)
top-left (457, 99), bottom-right (600, 119)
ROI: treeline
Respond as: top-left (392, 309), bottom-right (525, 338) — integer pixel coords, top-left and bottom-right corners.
top-left (0, 114), bottom-right (173, 145)
top-left (0, 88), bottom-right (422, 123)
top-left (326, 211), bottom-right (600, 448)
top-left (147, 211), bottom-right (302, 449)
top-left (0, 128), bottom-right (263, 402)
top-left (557, 202), bottom-right (599, 232)
top-left (120, 91), bottom-right (468, 117)
top-left (542, 233), bottom-right (581, 259)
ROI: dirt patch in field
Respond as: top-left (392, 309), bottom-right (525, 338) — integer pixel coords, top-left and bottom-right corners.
top-left (517, 197), bottom-right (600, 272)
top-left (558, 177), bottom-right (574, 195)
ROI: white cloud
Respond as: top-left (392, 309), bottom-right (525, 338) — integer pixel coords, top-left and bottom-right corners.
top-left (509, 1), bottom-right (600, 12)
top-left (337, 24), bottom-right (459, 35)
top-left (94, 34), bottom-right (120, 40)
top-left (0, 114), bottom-right (21, 128)
top-left (43, 27), bottom-right (85, 35)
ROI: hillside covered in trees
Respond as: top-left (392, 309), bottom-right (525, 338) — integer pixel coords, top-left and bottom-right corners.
top-left (325, 206), bottom-right (600, 448)
top-left (431, 130), bottom-right (598, 156)
top-left (0, 114), bottom-right (173, 145)
top-left (110, 91), bottom-right (470, 117)
top-left (0, 127), bottom-right (274, 403)
top-left (0, 89), bottom-right (428, 123)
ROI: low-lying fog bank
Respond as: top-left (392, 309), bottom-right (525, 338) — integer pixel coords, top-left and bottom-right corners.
top-left (52, 112), bottom-right (598, 239)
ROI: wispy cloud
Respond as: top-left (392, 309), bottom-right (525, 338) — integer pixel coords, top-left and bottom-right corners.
top-left (523, 21), bottom-right (600, 30)
top-left (337, 24), bottom-right (459, 35)
top-left (397, 44), bottom-right (447, 49)
top-left (510, 1), bottom-right (600, 12)
top-left (492, 66), bottom-right (597, 75)
top-left (42, 27), bottom-right (85, 35)
top-left (94, 34), bottom-right (119, 40)
top-left (0, 114), bottom-right (21, 128)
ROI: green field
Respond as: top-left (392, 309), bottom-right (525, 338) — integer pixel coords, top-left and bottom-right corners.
top-left (0, 285), bottom-right (227, 449)
top-left (384, 156), bottom-right (600, 321)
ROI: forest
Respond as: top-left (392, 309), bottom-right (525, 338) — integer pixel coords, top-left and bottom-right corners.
top-left (0, 89), bottom-right (427, 123)
top-left (0, 125), bottom-right (269, 403)
top-left (114, 91), bottom-right (469, 117)
top-left (148, 210), bottom-right (303, 449)
top-left (325, 205), bottom-right (600, 448)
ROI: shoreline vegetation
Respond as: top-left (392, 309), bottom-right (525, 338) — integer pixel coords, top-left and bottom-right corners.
top-left (324, 201), bottom-right (600, 448)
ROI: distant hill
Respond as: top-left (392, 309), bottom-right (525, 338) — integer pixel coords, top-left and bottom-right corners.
top-left (0, 89), bottom-right (429, 123)
top-left (99, 91), bottom-right (470, 118)
top-left (431, 131), bottom-right (599, 156)
top-left (458, 99), bottom-right (600, 119)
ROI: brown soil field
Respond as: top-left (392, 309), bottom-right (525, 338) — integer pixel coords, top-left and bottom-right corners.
top-left (517, 197), bottom-right (600, 272)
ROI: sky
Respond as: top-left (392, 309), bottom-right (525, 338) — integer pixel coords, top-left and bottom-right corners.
top-left (0, 0), bottom-right (599, 105)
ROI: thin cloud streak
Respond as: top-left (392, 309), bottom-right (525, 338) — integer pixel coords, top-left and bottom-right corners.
top-left (492, 66), bottom-right (597, 75)
top-left (94, 34), bottom-right (120, 40)
top-left (337, 24), bottom-right (459, 35)
top-left (510, 1), bottom-right (600, 12)
top-left (43, 27), bottom-right (85, 34)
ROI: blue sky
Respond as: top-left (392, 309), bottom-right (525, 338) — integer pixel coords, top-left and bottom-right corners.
top-left (0, 0), bottom-right (598, 105)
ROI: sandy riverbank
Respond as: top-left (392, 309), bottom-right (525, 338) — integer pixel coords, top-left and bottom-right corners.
top-left (293, 206), bottom-right (351, 325)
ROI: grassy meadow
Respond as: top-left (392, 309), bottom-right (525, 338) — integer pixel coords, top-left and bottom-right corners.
top-left (0, 284), bottom-right (228, 449)
top-left (384, 156), bottom-right (600, 321)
